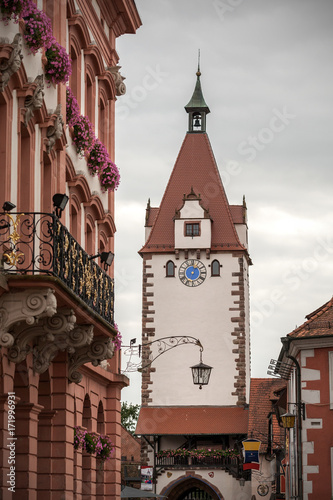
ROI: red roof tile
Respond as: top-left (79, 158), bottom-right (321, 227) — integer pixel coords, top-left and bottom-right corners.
top-left (140, 133), bottom-right (246, 254)
top-left (288, 296), bottom-right (333, 339)
top-left (145, 207), bottom-right (159, 227)
top-left (230, 205), bottom-right (244, 224)
top-left (249, 378), bottom-right (286, 452)
top-left (135, 406), bottom-right (248, 435)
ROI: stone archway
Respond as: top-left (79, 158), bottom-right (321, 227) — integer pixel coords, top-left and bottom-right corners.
top-left (162, 474), bottom-right (224, 500)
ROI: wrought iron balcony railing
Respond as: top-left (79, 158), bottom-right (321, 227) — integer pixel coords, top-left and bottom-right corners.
top-left (0, 212), bottom-right (114, 325)
top-left (155, 455), bottom-right (247, 479)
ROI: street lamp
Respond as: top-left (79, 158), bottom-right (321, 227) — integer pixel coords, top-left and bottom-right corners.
top-left (281, 412), bottom-right (296, 429)
top-left (52, 193), bottom-right (69, 218)
top-left (122, 336), bottom-right (212, 388)
top-left (191, 347), bottom-right (212, 389)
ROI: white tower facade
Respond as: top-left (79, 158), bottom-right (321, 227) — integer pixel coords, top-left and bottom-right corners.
top-left (136, 69), bottom-right (252, 500)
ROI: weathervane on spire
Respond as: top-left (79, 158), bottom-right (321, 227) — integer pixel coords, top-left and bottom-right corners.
top-left (185, 50), bottom-right (210, 133)
top-left (197, 49), bottom-right (201, 76)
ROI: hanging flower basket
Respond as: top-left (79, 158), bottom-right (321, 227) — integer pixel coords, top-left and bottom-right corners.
top-left (74, 427), bottom-right (114, 462)
top-left (72, 115), bottom-right (95, 156)
top-left (66, 87), bottom-right (80, 128)
top-left (23, 3), bottom-right (53, 54)
top-left (87, 140), bottom-right (110, 176)
top-left (45, 39), bottom-right (72, 85)
top-left (98, 160), bottom-right (120, 192)
top-left (0, 0), bottom-right (24, 23)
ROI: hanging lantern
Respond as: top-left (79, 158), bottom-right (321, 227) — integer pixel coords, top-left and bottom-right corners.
top-left (281, 412), bottom-right (296, 429)
top-left (191, 349), bottom-right (212, 389)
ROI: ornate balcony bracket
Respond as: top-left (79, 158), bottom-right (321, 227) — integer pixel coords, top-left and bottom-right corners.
top-left (0, 33), bottom-right (23, 92)
top-left (68, 336), bottom-right (114, 383)
top-left (0, 288), bottom-right (57, 348)
top-left (33, 322), bottom-right (94, 375)
top-left (108, 65), bottom-right (126, 96)
top-left (7, 307), bottom-right (75, 364)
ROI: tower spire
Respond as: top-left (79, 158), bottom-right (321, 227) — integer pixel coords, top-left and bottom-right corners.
top-left (185, 53), bottom-right (210, 133)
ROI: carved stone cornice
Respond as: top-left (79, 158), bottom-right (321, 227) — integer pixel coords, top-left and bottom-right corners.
top-left (68, 336), bottom-right (114, 383)
top-left (7, 308), bottom-right (76, 365)
top-left (108, 65), bottom-right (126, 96)
top-left (33, 322), bottom-right (94, 375)
top-left (0, 288), bottom-right (57, 348)
top-left (0, 33), bottom-right (23, 92)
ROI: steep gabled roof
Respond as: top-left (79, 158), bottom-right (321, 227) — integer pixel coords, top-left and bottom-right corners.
top-left (288, 296), bottom-right (333, 339)
top-left (140, 133), bottom-right (245, 254)
top-left (249, 378), bottom-right (286, 452)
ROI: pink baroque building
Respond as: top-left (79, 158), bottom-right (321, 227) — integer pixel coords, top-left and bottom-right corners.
top-left (0, 1), bottom-right (141, 499)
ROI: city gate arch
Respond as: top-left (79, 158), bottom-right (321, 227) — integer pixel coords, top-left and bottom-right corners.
top-left (162, 475), bottom-right (223, 500)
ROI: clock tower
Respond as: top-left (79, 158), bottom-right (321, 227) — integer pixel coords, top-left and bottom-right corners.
top-left (136, 67), bottom-right (252, 499)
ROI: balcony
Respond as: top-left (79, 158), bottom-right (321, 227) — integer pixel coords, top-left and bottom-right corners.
top-left (0, 212), bottom-right (114, 326)
top-left (155, 454), bottom-right (250, 480)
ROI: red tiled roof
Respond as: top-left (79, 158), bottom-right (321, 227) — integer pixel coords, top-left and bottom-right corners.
top-left (145, 207), bottom-right (159, 227)
top-left (249, 378), bottom-right (286, 452)
top-left (230, 205), bottom-right (244, 224)
top-left (140, 133), bottom-right (245, 254)
top-left (135, 406), bottom-right (248, 436)
top-left (288, 296), bottom-right (333, 339)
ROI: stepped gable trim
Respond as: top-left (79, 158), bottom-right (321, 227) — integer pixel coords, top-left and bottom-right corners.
top-left (135, 406), bottom-right (248, 436)
top-left (139, 133), bottom-right (246, 255)
top-left (287, 296), bottom-right (333, 339)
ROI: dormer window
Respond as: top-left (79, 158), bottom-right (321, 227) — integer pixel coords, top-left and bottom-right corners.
top-left (185, 222), bottom-right (200, 237)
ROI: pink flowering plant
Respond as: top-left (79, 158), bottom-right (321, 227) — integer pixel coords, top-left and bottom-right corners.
top-left (112, 323), bottom-right (122, 351)
top-left (156, 448), bottom-right (240, 460)
top-left (23, 3), bottom-right (53, 54)
top-left (87, 140), bottom-right (110, 176)
top-left (74, 427), bottom-right (114, 462)
top-left (45, 39), bottom-right (72, 85)
top-left (98, 160), bottom-right (120, 192)
top-left (66, 87), bottom-right (81, 128)
top-left (0, 0), bottom-right (24, 23)
top-left (72, 115), bottom-right (95, 156)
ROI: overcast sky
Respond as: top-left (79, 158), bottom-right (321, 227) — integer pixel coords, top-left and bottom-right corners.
top-left (114, 0), bottom-right (333, 405)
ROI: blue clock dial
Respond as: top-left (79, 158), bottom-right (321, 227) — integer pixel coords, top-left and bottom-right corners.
top-left (178, 259), bottom-right (207, 287)
top-left (185, 265), bottom-right (200, 280)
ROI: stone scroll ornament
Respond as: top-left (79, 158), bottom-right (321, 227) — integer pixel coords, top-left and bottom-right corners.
top-left (24, 74), bottom-right (44, 126)
top-left (108, 65), bottom-right (126, 95)
top-left (68, 336), bottom-right (114, 383)
top-left (46, 103), bottom-right (64, 153)
top-left (0, 289), bottom-right (57, 348)
top-left (7, 308), bottom-right (76, 366)
top-left (0, 33), bottom-right (23, 92)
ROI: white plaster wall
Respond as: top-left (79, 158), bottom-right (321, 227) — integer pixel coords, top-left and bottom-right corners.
top-left (175, 219), bottom-right (211, 249)
top-left (65, 129), bottom-right (109, 210)
top-left (156, 468), bottom-right (251, 500)
top-left (235, 223), bottom-right (247, 248)
top-left (148, 250), bottom-right (250, 406)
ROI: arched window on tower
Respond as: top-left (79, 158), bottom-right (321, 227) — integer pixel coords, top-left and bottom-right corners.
top-left (211, 259), bottom-right (221, 277)
top-left (166, 260), bottom-right (175, 277)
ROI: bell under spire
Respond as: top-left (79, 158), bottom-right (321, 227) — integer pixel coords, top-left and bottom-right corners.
top-left (185, 55), bottom-right (210, 133)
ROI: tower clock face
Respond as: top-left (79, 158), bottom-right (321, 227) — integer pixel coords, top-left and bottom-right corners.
top-left (178, 259), bottom-right (207, 287)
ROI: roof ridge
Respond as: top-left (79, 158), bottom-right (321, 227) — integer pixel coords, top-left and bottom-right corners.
top-left (288, 296), bottom-right (333, 337)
